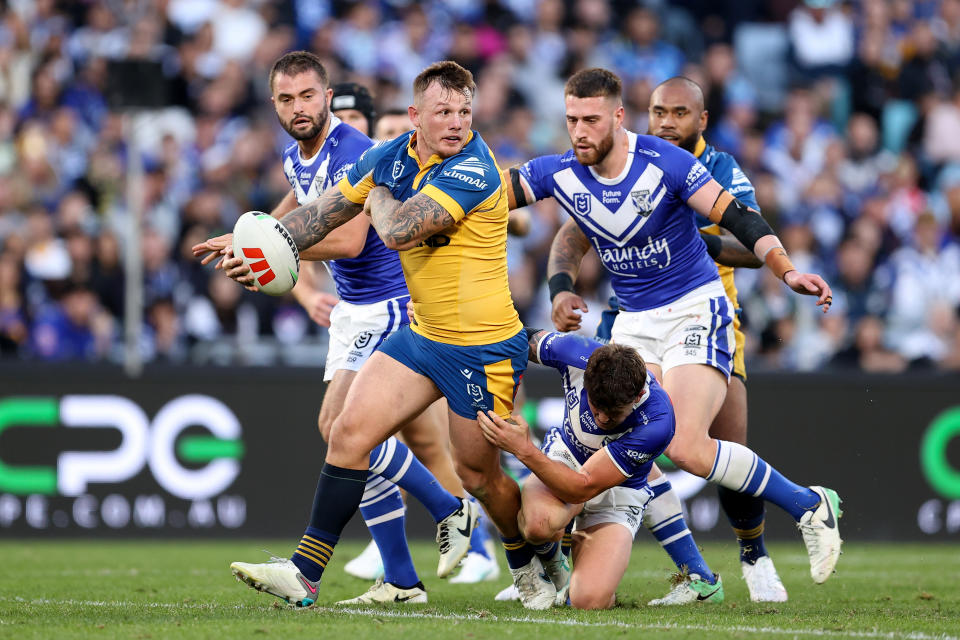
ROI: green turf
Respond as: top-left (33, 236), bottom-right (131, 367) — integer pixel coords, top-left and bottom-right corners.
top-left (0, 540), bottom-right (957, 639)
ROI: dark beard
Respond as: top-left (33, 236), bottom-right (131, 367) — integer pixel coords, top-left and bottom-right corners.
top-left (676, 130), bottom-right (699, 154)
top-left (280, 109), bottom-right (328, 141)
top-left (574, 131), bottom-right (615, 166)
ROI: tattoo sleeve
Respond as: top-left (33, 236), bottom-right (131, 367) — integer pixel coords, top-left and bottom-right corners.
top-left (278, 186), bottom-right (363, 251)
top-left (371, 191), bottom-right (455, 251)
top-left (526, 329), bottom-right (547, 363)
top-left (547, 218), bottom-right (592, 280)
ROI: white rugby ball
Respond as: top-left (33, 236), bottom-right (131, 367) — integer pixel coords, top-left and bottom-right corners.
top-left (231, 212), bottom-right (300, 296)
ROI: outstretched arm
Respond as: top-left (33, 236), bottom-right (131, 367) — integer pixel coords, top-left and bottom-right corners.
top-left (365, 186), bottom-right (455, 251)
top-left (547, 219), bottom-right (592, 331)
top-left (477, 410), bottom-right (624, 504)
top-left (687, 180), bottom-right (832, 312)
top-left (279, 185), bottom-right (365, 252)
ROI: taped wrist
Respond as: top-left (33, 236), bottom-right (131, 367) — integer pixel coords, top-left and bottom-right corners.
top-left (701, 233), bottom-right (722, 260)
top-left (548, 273), bottom-right (575, 301)
top-left (764, 246), bottom-right (796, 281)
top-left (713, 191), bottom-right (775, 251)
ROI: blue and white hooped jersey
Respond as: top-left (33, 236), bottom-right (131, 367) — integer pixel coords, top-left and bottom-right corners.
top-left (536, 331), bottom-right (674, 490)
top-left (519, 131), bottom-right (720, 312)
top-left (281, 115), bottom-right (408, 304)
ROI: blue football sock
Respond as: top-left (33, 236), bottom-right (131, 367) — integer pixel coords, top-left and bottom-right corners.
top-left (360, 479), bottom-right (419, 588)
top-left (707, 441), bottom-right (819, 521)
top-left (500, 534), bottom-right (536, 570)
top-left (643, 476), bottom-right (716, 583)
top-left (291, 463), bottom-right (367, 582)
top-left (533, 541), bottom-right (560, 562)
top-left (718, 486), bottom-right (769, 564)
top-left (467, 498), bottom-right (492, 559)
top-left (369, 437), bottom-right (461, 522)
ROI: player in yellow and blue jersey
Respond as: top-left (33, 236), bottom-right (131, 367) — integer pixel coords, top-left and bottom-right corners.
top-left (222, 61), bottom-right (557, 611)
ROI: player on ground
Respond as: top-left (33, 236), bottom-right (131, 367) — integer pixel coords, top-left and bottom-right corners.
top-left (592, 76), bottom-right (787, 602)
top-left (221, 61), bottom-right (557, 610)
top-left (193, 53), bottom-right (476, 606)
top-left (509, 68), bottom-right (843, 591)
top-left (478, 329), bottom-right (711, 609)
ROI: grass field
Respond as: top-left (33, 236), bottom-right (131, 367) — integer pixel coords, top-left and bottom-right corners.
top-left (1, 539), bottom-right (957, 639)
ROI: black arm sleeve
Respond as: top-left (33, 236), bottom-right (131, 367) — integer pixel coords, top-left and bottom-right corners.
top-left (716, 196), bottom-right (775, 251)
top-left (509, 167), bottom-right (529, 209)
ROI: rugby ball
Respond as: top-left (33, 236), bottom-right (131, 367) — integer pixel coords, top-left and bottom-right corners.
top-left (231, 212), bottom-right (300, 296)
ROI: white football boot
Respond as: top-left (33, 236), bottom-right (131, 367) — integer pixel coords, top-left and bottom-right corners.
top-left (449, 551), bottom-right (501, 583)
top-left (510, 557), bottom-right (556, 610)
top-left (742, 556), bottom-right (788, 602)
top-left (336, 578), bottom-right (427, 605)
top-left (647, 573), bottom-right (724, 606)
top-left (343, 539), bottom-right (384, 581)
top-left (494, 583), bottom-right (520, 601)
top-left (436, 498), bottom-right (479, 577)
top-left (230, 557), bottom-right (320, 607)
top-left (797, 486), bottom-right (843, 584)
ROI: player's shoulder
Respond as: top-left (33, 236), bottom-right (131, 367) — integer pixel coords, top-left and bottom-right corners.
top-left (281, 141), bottom-right (299, 161)
top-left (633, 133), bottom-right (688, 160)
top-left (353, 131), bottom-right (410, 171)
top-left (330, 118), bottom-right (374, 151)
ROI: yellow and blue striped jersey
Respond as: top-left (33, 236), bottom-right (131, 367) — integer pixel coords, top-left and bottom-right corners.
top-left (338, 130), bottom-right (522, 346)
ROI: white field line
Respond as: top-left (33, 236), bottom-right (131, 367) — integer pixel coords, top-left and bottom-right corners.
top-left (0, 597), bottom-right (955, 640)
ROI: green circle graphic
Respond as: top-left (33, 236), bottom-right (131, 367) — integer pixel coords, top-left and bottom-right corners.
top-left (920, 407), bottom-right (960, 499)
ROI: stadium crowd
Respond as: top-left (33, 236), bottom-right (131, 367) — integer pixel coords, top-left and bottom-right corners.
top-left (1, 0), bottom-right (960, 372)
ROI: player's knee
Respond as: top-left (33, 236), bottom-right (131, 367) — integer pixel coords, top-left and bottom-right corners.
top-left (569, 586), bottom-right (615, 610)
top-left (665, 436), bottom-right (715, 477)
top-left (518, 509), bottom-right (554, 545)
top-left (327, 413), bottom-right (372, 459)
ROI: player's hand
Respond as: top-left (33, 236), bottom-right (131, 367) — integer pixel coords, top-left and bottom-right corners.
top-left (405, 298), bottom-right (415, 324)
top-left (192, 233), bottom-right (233, 268)
top-left (221, 248), bottom-right (257, 291)
top-left (551, 291), bottom-right (588, 332)
top-left (477, 410), bottom-right (531, 456)
top-left (783, 271), bottom-right (833, 313)
top-left (298, 291), bottom-right (339, 327)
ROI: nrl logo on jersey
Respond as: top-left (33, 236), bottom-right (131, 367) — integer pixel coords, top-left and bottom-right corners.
top-left (573, 193), bottom-right (591, 215)
top-left (392, 160), bottom-right (404, 180)
top-left (631, 189), bottom-right (655, 217)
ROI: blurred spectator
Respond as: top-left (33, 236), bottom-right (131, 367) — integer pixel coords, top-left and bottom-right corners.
top-left (788, 0), bottom-right (855, 80)
top-left (884, 212), bottom-right (960, 363)
top-left (0, 0), bottom-right (956, 373)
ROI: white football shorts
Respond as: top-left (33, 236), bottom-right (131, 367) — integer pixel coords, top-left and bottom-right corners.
top-left (324, 294), bottom-right (409, 381)
top-left (542, 431), bottom-right (653, 538)
top-left (610, 279), bottom-right (735, 379)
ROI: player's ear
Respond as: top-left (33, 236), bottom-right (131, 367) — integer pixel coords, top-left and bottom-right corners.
top-left (408, 104), bottom-right (419, 129)
top-left (325, 87), bottom-right (333, 107)
top-left (614, 102), bottom-right (625, 126)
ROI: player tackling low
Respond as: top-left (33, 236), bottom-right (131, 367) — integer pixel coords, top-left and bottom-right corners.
top-left (479, 329), bottom-right (683, 609)
top-left (507, 68), bottom-right (843, 588)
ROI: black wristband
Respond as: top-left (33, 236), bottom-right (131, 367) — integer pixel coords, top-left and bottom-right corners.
top-left (702, 233), bottom-right (722, 260)
top-left (548, 273), bottom-right (575, 301)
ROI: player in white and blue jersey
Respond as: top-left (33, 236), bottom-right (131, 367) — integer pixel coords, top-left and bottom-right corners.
top-left (507, 68), bottom-right (844, 593)
top-left (591, 77), bottom-right (788, 603)
top-left (477, 330), bottom-right (723, 609)
top-left (193, 52), bottom-right (478, 607)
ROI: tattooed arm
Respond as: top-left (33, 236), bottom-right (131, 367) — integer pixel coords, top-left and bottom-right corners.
top-left (278, 185), bottom-right (364, 252)
top-left (365, 186), bottom-right (455, 251)
top-left (546, 219), bottom-right (593, 332)
top-left (547, 218), bottom-right (591, 281)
